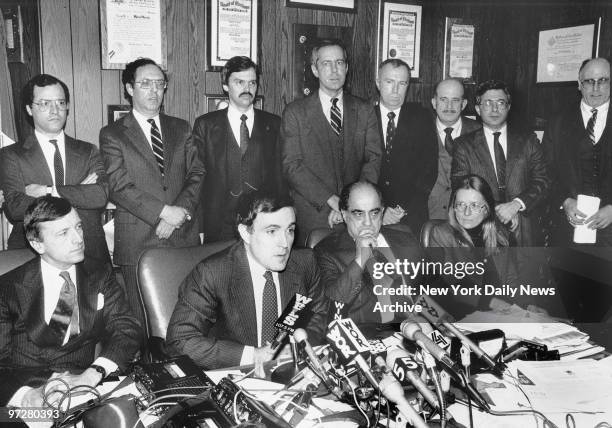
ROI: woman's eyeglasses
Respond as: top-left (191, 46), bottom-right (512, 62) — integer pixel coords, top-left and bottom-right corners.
top-left (454, 202), bottom-right (487, 213)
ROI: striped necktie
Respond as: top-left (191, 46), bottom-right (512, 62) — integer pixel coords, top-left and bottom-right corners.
top-left (587, 108), bottom-right (598, 145)
top-left (49, 271), bottom-right (79, 342)
top-left (49, 139), bottom-right (64, 186)
top-left (147, 118), bottom-right (164, 175)
top-left (330, 97), bottom-right (342, 136)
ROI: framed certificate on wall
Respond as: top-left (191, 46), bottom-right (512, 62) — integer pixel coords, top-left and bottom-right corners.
top-left (378, 2), bottom-right (422, 79)
top-left (210, 0), bottom-right (258, 68)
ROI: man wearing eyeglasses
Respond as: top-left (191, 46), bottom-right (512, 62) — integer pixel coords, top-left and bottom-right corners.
top-left (451, 80), bottom-right (550, 246)
top-left (193, 56), bottom-right (283, 243)
top-left (99, 58), bottom-right (204, 327)
top-left (544, 58), bottom-right (612, 246)
top-left (0, 74), bottom-right (110, 263)
top-left (281, 38), bottom-right (381, 245)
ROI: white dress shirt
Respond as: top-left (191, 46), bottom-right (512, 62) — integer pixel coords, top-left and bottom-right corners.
top-left (435, 117), bottom-right (463, 141)
top-left (580, 100), bottom-right (609, 144)
top-left (319, 89), bottom-right (344, 124)
top-left (240, 246), bottom-right (282, 365)
top-left (132, 108), bottom-right (162, 150)
top-left (379, 104), bottom-right (402, 148)
top-left (35, 129), bottom-right (66, 192)
top-left (227, 104), bottom-right (255, 147)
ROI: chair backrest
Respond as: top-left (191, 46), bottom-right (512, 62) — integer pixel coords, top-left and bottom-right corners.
top-left (137, 241), bottom-right (235, 340)
top-left (420, 219), bottom-right (445, 248)
top-left (305, 228), bottom-right (333, 249)
top-left (0, 248), bottom-right (36, 276)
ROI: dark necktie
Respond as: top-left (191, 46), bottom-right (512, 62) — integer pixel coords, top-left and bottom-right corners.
top-left (330, 97), bottom-right (342, 136)
top-left (444, 127), bottom-right (454, 154)
top-left (261, 270), bottom-right (278, 345)
top-left (386, 111), bottom-right (396, 155)
top-left (48, 271), bottom-right (79, 342)
top-left (587, 108), bottom-right (598, 145)
top-left (240, 114), bottom-right (250, 155)
top-left (147, 119), bottom-right (164, 175)
top-left (493, 131), bottom-right (506, 200)
top-left (49, 139), bottom-right (64, 186)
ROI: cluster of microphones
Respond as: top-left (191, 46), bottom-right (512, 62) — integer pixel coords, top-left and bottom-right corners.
top-left (268, 293), bottom-right (508, 427)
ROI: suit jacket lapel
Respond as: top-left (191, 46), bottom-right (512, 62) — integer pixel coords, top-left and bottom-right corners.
top-left (159, 114), bottom-right (176, 170)
top-left (22, 135), bottom-right (54, 185)
top-left (474, 130), bottom-right (500, 190)
top-left (375, 105), bottom-right (385, 151)
top-left (123, 113), bottom-right (159, 171)
top-left (306, 93), bottom-right (335, 168)
top-left (229, 245), bottom-right (258, 344)
top-left (75, 263), bottom-right (97, 336)
top-left (505, 127), bottom-right (522, 179)
top-left (279, 257), bottom-right (302, 307)
top-left (64, 136), bottom-right (87, 185)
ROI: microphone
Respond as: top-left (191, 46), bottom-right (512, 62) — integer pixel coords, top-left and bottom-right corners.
top-left (401, 320), bottom-right (490, 410)
top-left (416, 294), bottom-right (503, 375)
top-left (293, 328), bottom-right (337, 393)
top-left (271, 294), bottom-right (313, 350)
top-left (378, 373), bottom-right (430, 428)
top-left (326, 318), bottom-right (378, 388)
top-left (385, 349), bottom-right (439, 409)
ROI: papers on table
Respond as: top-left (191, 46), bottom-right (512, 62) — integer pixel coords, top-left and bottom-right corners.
top-left (574, 194), bottom-right (600, 244)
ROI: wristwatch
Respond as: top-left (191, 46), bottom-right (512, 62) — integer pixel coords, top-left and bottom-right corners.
top-left (89, 364), bottom-right (107, 379)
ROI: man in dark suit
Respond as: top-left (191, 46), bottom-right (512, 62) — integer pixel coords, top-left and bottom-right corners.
top-left (314, 181), bottom-right (423, 326)
top-left (544, 58), bottom-right (612, 246)
top-left (100, 58), bottom-right (204, 326)
top-left (194, 56), bottom-right (282, 242)
top-left (0, 74), bottom-right (109, 262)
top-left (375, 59), bottom-right (437, 235)
top-left (166, 191), bottom-right (327, 370)
top-left (282, 38), bottom-right (382, 245)
top-left (0, 197), bottom-right (142, 408)
top-left (452, 80), bottom-right (549, 246)
top-left (429, 78), bottom-right (481, 220)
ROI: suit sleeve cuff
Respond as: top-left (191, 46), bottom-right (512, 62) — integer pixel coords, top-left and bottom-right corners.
top-left (7, 387), bottom-right (33, 407)
top-left (240, 346), bottom-right (255, 366)
top-left (93, 357), bottom-right (118, 377)
top-left (513, 197), bottom-right (526, 211)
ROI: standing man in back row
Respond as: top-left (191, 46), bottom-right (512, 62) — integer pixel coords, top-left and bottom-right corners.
top-left (194, 56), bottom-right (282, 242)
top-left (429, 78), bottom-right (481, 220)
top-left (100, 58), bottom-right (204, 327)
top-left (281, 38), bottom-right (381, 245)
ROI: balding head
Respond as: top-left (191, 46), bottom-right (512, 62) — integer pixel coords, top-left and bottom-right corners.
top-left (431, 78), bottom-right (467, 126)
top-left (578, 58), bottom-right (610, 108)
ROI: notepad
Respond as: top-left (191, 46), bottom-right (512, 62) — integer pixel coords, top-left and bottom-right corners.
top-left (574, 194), bottom-right (600, 244)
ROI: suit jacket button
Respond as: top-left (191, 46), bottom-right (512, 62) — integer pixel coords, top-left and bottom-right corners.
top-left (163, 186), bottom-right (168, 191)
top-left (385, 181), bottom-right (390, 186)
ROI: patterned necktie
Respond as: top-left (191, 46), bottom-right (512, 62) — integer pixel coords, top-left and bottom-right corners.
top-left (386, 112), bottom-right (396, 155)
top-left (493, 131), bottom-right (506, 200)
top-left (147, 118), bottom-right (164, 175)
top-left (330, 97), bottom-right (342, 136)
top-left (587, 108), bottom-right (598, 145)
top-left (48, 271), bottom-right (79, 342)
top-left (49, 139), bottom-right (64, 186)
top-left (261, 270), bottom-right (278, 345)
top-left (444, 127), bottom-right (454, 154)
top-left (240, 114), bottom-right (250, 155)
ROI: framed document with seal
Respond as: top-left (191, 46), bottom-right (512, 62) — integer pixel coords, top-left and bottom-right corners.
top-left (378, 2), bottom-right (422, 79)
top-left (210, 0), bottom-right (258, 68)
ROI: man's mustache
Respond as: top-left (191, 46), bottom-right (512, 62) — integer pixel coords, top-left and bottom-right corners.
top-left (240, 92), bottom-right (253, 97)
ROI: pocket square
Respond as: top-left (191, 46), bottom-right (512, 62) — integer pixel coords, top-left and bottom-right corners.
top-left (97, 293), bottom-right (105, 310)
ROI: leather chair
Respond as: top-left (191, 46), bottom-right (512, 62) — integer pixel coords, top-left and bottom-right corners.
top-left (0, 248), bottom-right (36, 276)
top-left (305, 228), bottom-right (333, 249)
top-left (137, 240), bottom-right (235, 360)
top-left (420, 219), bottom-right (445, 248)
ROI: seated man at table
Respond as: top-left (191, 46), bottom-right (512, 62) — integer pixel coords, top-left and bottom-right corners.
top-left (314, 180), bottom-right (423, 327)
top-left (166, 190), bottom-right (327, 369)
top-left (0, 196), bottom-right (143, 407)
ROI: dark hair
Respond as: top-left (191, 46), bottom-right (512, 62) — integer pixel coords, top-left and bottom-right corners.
top-left (222, 56), bottom-right (259, 86)
top-left (236, 190), bottom-right (294, 230)
top-left (122, 58), bottom-right (167, 104)
top-left (475, 79), bottom-right (511, 105)
top-left (378, 58), bottom-right (411, 77)
top-left (24, 196), bottom-right (73, 242)
top-left (22, 74), bottom-right (70, 111)
top-left (448, 175), bottom-right (509, 253)
top-left (339, 180), bottom-right (384, 211)
top-left (311, 38), bottom-right (348, 66)
top-left (433, 78), bottom-right (465, 98)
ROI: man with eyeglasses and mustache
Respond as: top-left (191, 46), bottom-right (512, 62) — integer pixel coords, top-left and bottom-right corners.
top-left (193, 56), bottom-right (283, 243)
top-left (429, 78), bottom-right (481, 221)
top-left (100, 58), bottom-right (204, 328)
top-left (544, 58), bottom-right (612, 246)
top-left (452, 80), bottom-right (550, 246)
top-left (0, 74), bottom-right (110, 263)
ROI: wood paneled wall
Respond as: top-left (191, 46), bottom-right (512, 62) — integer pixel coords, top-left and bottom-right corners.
top-left (35, 0), bottom-right (612, 144)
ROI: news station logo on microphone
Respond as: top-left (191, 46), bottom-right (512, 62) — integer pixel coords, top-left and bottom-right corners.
top-left (326, 318), bottom-right (371, 365)
top-left (274, 294), bottom-right (312, 333)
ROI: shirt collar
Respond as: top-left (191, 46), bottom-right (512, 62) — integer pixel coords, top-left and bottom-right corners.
top-left (379, 103), bottom-right (401, 119)
top-left (482, 123), bottom-right (507, 138)
top-left (132, 108), bottom-right (160, 130)
top-left (581, 99), bottom-right (609, 115)
top-left (40, 257), bottom-right (77, 285)
top-left (319, 89), bottom-right (343, 108)
top-left (35, 129), bottom-right (65, 144)
top-left (436, 117), bottom-right (462, 134)
top-left (227, 103), bottom-right (255, 122)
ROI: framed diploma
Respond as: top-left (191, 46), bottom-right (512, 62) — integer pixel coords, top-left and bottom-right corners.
top-left (100, 0), bottom-right (167, 70)
top-left (536, 20), bottom-right (601, 83)
top-left (210, 0), bottom-right (258, 68)
top-left (285, 0), bottom-right (355, 13)
top-left (443, 18), bottom-right (475, 81)
top-left (378, 2), bottom-right (422, 79)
